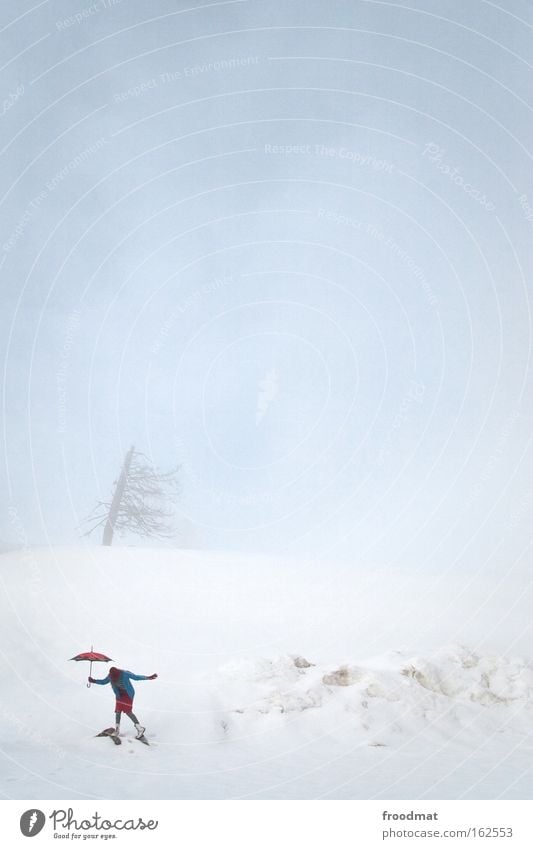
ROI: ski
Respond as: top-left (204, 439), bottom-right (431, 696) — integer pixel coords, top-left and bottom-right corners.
top-left (96, 727), bottom-right (121, 745)
top-left (95, 727), bottom-right (149, 745)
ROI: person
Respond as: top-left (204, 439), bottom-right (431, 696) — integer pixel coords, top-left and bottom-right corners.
top-left (89, 666), bottom-right (157, 738)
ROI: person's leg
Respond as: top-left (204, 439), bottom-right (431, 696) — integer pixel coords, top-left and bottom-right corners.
top-left (115, 711), bottom-right (121, 734)
top-left (125, 710), bottom-right (145, 737)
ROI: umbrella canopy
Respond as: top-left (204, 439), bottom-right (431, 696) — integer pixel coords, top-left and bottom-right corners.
top-left (69, 646), bottom-right (113, 687)
top-left (70, 651), bottom-right (113, 662)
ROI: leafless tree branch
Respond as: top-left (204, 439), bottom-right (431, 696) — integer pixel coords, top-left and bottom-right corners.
top-left (81, 448), bottom-right (181, 544)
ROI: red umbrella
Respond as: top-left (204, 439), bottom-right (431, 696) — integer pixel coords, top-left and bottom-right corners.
top-left (70, 646), bottom-right (113, 687)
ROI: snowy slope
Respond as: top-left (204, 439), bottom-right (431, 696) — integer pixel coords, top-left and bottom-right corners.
top-left (0, 546), bottom-right (531, 799)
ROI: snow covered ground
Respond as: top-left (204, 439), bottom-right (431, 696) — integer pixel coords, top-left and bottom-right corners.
top-left (0, 546), bottom-right (531, 799)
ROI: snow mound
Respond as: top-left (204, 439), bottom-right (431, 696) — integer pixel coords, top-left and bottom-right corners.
top-left (218, 647), bottom-right (533, 729)
top-left (401, 646), bottom-right (533, 706)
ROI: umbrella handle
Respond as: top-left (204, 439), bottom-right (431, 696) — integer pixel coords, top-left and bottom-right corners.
top-left (87, 657), bottom-right (93, 688)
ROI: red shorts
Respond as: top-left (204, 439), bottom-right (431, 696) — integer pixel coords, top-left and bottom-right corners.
top-left (115, 693), bottom-right (133, 713)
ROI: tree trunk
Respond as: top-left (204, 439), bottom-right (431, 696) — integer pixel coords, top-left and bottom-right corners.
top-left (102, 445), bottom-right (135, 546)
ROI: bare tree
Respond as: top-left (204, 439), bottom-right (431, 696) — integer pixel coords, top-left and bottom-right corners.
top-left (83, 446), bottom-right (180, 546)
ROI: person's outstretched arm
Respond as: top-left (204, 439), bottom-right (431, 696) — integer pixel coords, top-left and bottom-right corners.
top-left (125, 671), bottom-right (158, 681)
top-left (89, 674), bottom-right (110, 684)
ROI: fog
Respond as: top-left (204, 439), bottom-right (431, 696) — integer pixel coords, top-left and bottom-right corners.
top-left (1, 0), bottom-right (532, 576)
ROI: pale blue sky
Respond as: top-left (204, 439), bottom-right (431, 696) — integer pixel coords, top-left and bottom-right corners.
top-left (1, 0), bottom-right (532, 572)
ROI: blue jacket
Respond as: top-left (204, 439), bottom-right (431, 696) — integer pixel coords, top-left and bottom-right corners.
top-left (92, 670), bottom-right (149, 700)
